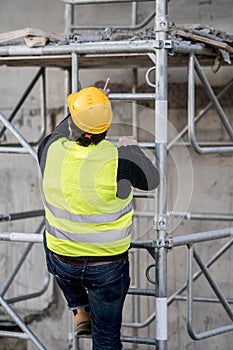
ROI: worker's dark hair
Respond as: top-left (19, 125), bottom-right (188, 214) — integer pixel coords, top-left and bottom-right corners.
top-left (69, 116), bottom-right (107, 146)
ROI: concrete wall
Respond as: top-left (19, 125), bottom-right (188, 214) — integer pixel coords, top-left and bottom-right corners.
top-left (0, 1), bottom-right (233, 350)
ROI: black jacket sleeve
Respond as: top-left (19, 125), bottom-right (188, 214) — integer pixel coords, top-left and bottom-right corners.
top-left (117, 145), bottom-right (159, 199)
top-left (38, 116), bottom-right (70, 173)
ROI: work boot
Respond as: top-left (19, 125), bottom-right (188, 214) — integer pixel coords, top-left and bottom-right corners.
top-left (74, 307), bottom-right (91, 336)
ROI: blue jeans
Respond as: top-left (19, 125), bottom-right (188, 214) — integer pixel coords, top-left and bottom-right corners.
top-left (43, 238), bottom-right (130, 350)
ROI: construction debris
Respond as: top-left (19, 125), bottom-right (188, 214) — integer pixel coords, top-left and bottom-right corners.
top-left (0, 24), bottom-right (232, 68)
top-left (68, 24), bottom-right (233, 65)
top-left (170, 24), bottom-right (233, 65)
top-left (0, 27), bottom-right (64, 47)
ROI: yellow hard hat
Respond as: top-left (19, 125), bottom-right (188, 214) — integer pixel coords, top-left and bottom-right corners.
top-left (68, 87), bottom-right (112, 134)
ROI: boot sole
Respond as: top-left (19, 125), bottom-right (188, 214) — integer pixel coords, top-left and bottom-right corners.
top-left (76, 323), bottom-right (92, 336)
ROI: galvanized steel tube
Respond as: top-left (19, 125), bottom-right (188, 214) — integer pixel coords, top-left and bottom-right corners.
top-left (64, 0), bottom-right (154, 4)
top-left (72, 52), bottom-right (79, 92)
top-left (172, 227), bottom-right (233, 247)
top-left (109, 93), bottom-right (155, 100)
top-left (0, 112), bottom-right (37, 160)
top-left (0, 68), bottom-right (44, 140)
top-left (168, 78), bottom-right (233, 150)
top-left (0, 41), bottom-right (213, 57)
top-left (194, 56), bottom-right (233, 141)
top-left (188, 54), bottom-right (233, 154)
top-left (0, 233), bottom-right (43, 243)
top-left (154, 0), bottom-right (168, 349)
top-left (187, 246), bottom-right (233, 340)
top-left (0, 41), bottom-right (156, 56)
top-left (0, 295), bottom-right (46, 349)
top-left (70, 11), bottom-right (155, 31)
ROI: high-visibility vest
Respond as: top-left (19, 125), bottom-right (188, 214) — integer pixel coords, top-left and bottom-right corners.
top-left (42, 138), bottom-right (134, 257)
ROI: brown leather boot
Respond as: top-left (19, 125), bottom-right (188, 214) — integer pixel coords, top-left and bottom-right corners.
top-left (74, 307), bottom-right (91, 336)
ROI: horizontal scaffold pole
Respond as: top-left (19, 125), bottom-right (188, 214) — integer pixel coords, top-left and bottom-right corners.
top-left (0, 233), bottom-right (43, 243)
top-left (64, 0), bottom-right (155, 4)
top-left (172, 227), bottom-right (233, 247)
top-left (0, 41), bottom-right (214, 57)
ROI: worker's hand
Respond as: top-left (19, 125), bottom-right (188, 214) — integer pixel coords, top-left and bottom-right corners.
top-left (104, 88), bottom-right (110, 96)
top-left (100, 88), bottom-right (110, 96)
top-left (118, 136), bottom-right (138, 147)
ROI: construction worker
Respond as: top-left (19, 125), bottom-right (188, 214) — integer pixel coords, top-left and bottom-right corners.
top-left (38, 86), bottom-right (159, 350)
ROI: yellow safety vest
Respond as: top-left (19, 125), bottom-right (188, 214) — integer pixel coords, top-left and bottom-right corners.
top-left (42, 138), bottom-right (134, 257)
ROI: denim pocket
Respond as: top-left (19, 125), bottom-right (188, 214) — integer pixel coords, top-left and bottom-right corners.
top-left (98, 274), bottom-right (130, 302)
top-left (49, 253), bottom-right (83, 282)
top-left (87, 260), bottom-right (130, 302)
top-left (92, 270), bottom-right (123, 287)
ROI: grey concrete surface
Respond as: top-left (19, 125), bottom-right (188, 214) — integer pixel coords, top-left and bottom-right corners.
top-left (0, 1), bottom-right (233, 350)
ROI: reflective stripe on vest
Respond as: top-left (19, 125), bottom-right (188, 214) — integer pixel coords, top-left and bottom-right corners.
top-left (45, 219), bottom-right (131, 243)
top-left (44, 197), bottom-right (133, 224)
top-left (42, 138), bottom-right (133, 257)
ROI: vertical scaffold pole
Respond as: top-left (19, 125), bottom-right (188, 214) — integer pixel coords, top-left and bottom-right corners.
top-left (155, 0), bottom-right (168, 349)
top-left (71, 51), bottom-right (80, 350)
top-left (72, 52), bottom-right (79, 93)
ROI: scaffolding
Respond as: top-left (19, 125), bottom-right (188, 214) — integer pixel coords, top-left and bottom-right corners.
top-left (0, 0), bottom-right (233, 349)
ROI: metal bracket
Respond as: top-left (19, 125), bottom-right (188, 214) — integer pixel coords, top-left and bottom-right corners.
top-left (164, 40), bottom-right (173, 49)
top-left (165, 237), bottom-right (173, 250)
top-left (153, 40), bottom-right (174, 50)
top-left (155, 237), bottom-right (173, 250)
top-left (155, 15), bottom-right (169, 32)
top-left (155, 214), bottom-right (168, 231)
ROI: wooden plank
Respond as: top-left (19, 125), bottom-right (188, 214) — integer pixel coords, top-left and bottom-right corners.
top-left (177, 30), bottom-right (233, 54)
top-left (24, 36), bottom-right (48, 48)
top-left (0, 27), bottom-right (64, 46)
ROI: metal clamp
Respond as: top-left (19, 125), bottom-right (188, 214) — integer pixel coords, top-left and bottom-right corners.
top-left (155, 214), bottom-right (168, 231)
top-left (155, 15), bottom-right (169, 32)
top-left (153, 40), bottom-right (174, 50)
top-left (163, 40), bottom-right (173, 49)
top-left (155, 236), bottom-right (173, 250)
top-left (0, 214), bottom-right (11, 222)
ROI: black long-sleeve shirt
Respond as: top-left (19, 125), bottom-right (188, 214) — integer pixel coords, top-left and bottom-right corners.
top-left (38, 116), bottom-right (160, 198)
